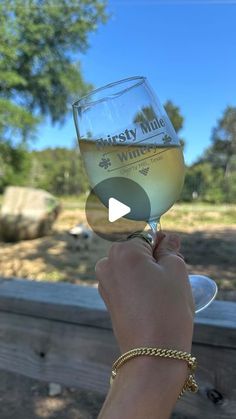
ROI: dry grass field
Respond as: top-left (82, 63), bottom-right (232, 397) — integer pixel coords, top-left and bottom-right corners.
top-left (0, 200), bottom-right (235, 294)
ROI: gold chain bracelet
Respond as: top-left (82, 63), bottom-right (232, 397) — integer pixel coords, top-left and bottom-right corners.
top-left (110, 347), bottom-right (198, 398)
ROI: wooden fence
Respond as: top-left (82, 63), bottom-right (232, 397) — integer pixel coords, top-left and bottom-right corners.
top-left (0, 277), bottom-right (235, 418)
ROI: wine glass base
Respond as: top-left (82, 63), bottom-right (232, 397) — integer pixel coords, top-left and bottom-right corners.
top-left (189, 275), bottom-right (218, 313)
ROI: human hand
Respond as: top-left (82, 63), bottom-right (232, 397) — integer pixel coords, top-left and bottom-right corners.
top-left (95, 232), bottom-right (194, 354)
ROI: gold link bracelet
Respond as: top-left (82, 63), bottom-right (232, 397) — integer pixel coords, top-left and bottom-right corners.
top-left (110, 347), bottom-right (198, 398)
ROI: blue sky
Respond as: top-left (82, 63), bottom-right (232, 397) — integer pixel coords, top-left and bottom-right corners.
top-left (34, 0), bottom-right (236, 165)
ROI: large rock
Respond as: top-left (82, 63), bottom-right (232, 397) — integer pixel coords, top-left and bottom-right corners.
top-left (0, 186), bottom-right (60, 242)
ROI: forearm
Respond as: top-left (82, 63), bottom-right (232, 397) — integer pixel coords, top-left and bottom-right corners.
top-left (98, 357), bottom-right (188, 419)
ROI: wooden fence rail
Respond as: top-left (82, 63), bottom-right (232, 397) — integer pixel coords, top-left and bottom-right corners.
top-left (0, 277), bottom-right (235, 418)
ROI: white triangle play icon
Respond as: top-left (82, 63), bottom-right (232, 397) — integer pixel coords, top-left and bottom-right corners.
top-left (108, 197), bottom-right (131, 222)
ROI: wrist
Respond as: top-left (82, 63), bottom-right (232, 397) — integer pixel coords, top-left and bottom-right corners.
top-left (115, 353), bottom-right (188, 391)
top-left (100, 356), bottom-right (188, 419)
top-left (111, 346), bottom-right (198, 402)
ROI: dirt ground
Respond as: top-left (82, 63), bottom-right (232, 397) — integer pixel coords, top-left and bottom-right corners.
top-left (0, 207), bottom-right (235, 418)
top-left (0, 208), bottom-right (235, 292)
top-left (0, 370), bottom-right (188, 419)
top-left (0, 371), bottom-right (104, 419)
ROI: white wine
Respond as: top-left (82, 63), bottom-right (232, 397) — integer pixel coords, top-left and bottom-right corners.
top-left (80, 139), bottom-right (185, 221)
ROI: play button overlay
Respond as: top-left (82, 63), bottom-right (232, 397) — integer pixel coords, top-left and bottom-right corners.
top-left (108, 198), bottom-right (131, 222)
top-left (85, 177), bottom-right (151, 241)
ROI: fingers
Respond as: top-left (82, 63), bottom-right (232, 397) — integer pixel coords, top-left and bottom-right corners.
top-left (96, 233), bottom-right (184, 274)
top-left (95, 234), bottom-right (155, 301)
top-left (154, 232), bottom-right (194, 314)
top-left (96, 232), bottom-right (185, 288)
top-left (153, 231), bottom-right (166, 250)
top-left (153, 232), bottom-right (184, 268)
top-left (153, 232), bottom-right (180, 256)
top-left (109, 236), bottom-right (155, 262)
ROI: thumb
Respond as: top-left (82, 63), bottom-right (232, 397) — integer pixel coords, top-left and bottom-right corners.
top-left (153, 233), bottom-right (182, 265)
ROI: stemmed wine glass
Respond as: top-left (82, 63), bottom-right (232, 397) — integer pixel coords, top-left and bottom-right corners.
top-left (73, 76), bottom-right (217, 312)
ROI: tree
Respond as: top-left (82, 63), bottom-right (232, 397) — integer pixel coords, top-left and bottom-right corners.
top-left (164, 100), bottom-right (185, 148)
top-left (133, 100), bottom-right (185, 146)
top-left (0, 0), bottom-right (107, 144)
top-left (164, 100), bottom-right (184, 133)
top-left (29, 147), bottom-right (89, 195)
top-left (181, 162), bottom-right (225, 203)
top-left (0, 0), bottom-right (107, 191)
top-left (197, 106), bottom-right (236, 203)
top-left (0, 141), bottom-right (31, 192)
top-left (204, 107), bottom-right (236, 176)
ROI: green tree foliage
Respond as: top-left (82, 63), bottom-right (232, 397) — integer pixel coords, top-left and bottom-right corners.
top-left (203, 107), bottom-right (236, 174)
top-left (164, 100), bottom-right (185, 148)
top-left (0, 141), bottom-right (31, 192)
top-left (164, 100), bottom-right (184, 133)
top-left (133, 101), bottom-right (184, 132)
top-left (193, 106), bottom-right (236, 203)
top-left (181, 162), bottom-right (225, 203)
top-left (29, 147), bottom-right (89, 195)
top-left (205, 106), bottom-right (236, 203)
top-left (0, 0), bottom-right (107, 139)
top-left (0, 0), bottom-right (107, 191)
top-left (133, 100), bottom-right (185, 147)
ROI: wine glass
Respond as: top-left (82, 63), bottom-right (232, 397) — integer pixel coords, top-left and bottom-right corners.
top-left (73, 76), bottom-right (217, 312)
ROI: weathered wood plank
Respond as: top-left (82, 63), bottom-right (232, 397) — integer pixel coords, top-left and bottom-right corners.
top-left (0, 310), bottom-right (118, 394)
top-left (0, 277), bottom-right (110, 329)
top-left (0, 309), bottom-right (235, 418)
top-left (175, 344), bottom-right (236, 418)
top-left (0, 279), bottom-right (235, 416)
top-left (0, 278), bottom-right (236, 348)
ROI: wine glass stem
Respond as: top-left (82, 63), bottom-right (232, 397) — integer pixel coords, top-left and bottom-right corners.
top-left (148, 219), bottom-right (160, 234)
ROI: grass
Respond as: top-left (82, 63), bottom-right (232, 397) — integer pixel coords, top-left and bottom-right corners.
top-left (161, 203), bottom-right (236, 229)
top-left (58, 193), bottom-right (88, 209)
top-left (1, 193), bottom-right (235, 229)
top-left (58, 196), bottom-right (236, 229)
top-left (0, 194), bottom-right (235, 291)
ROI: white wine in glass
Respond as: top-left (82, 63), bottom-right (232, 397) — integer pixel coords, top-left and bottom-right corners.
top-left (79, 140), bottom-right (185, 226)
top-left (73, 76), bottom-right (217, 312)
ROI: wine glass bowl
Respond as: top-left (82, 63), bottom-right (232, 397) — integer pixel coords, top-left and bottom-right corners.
top-left (73, 76), bottom-right (218, 312)
top-left (73, 77), bottom-right (184, 228)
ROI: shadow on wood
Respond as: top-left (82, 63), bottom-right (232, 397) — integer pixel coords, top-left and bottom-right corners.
top-left (0, 278), bottom-right (235, 418)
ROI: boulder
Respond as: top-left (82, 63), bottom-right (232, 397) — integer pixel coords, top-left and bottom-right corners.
top-left (0, 186), bottom-right (60, 242)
